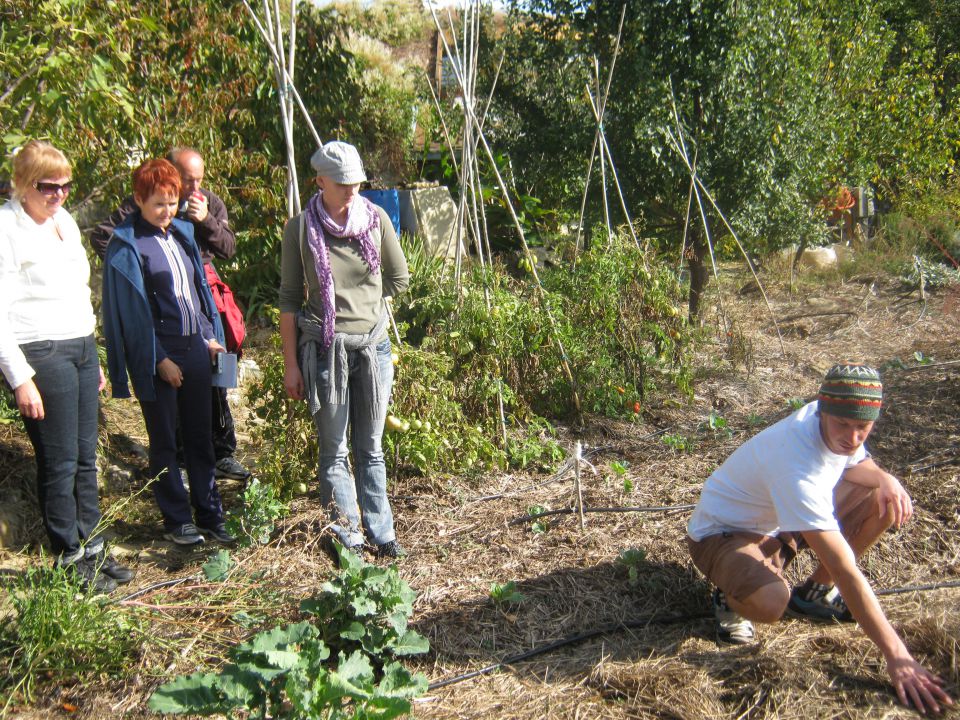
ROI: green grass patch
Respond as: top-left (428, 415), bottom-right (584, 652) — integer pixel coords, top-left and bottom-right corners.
top-left (0, 564), bottom-right (147, 710)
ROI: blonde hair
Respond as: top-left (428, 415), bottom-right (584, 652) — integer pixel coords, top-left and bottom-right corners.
top-left (11, 140), bottom-right (71, 201)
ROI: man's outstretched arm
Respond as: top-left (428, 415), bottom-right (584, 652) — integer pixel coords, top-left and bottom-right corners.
top-left (803, 529), bottom-right (951, 714)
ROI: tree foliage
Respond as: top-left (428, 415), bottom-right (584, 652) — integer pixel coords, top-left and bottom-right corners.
top-left (488, 0), bottom-right (959, 262)
top-left (0, 0), bottom-right (428, 313)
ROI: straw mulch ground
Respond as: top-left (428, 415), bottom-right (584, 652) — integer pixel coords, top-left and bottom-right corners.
top-left (1, 268), bottom-right (959, 719)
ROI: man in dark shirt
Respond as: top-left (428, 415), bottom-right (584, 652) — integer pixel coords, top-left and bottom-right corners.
top-left (91, 147), bottom-right (250, 481)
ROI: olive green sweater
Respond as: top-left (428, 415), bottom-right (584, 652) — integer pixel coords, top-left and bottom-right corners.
top-left (279, 205), bottom-right (409, 336)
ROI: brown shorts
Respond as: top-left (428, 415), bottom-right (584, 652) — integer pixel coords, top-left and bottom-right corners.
top-left (687, 479), bottom-right (877, 603)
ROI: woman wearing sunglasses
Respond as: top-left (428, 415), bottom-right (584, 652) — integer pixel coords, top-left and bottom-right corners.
top-left (0, 140), bottom-right (133, 592)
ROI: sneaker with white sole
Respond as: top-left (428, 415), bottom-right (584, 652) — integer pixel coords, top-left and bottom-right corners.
top-left (215, 456), bottom-right (251, 480)
top-left (713, 588), bottom-right (755, 644)
top-left (787, 582), bottom-right (854, 623)
top-left (198, 523), bottom-right (237, 544)
top-left (164, 523), bottom-right (205, 546)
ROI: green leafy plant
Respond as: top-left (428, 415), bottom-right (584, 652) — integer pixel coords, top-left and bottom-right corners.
top-left (661, 433), bottom-right (690, 452)
top-left (246, 333), bottom-right (318, 499)
top-left (0, 389), bottom-right (21, 427)
top-left (786, 397), bottom-right (806, 410)
top-left (527, 505), bottom-right (550, 534)
top-left (148, 622), bottom-right (425, 719)
top-left (617, 548), bottom-right (648, 587)
top-left (703, 410), bottom-right (733, 439)
top-left (901, 255), bottom-right (960, 290)
top-left (226, 478), bottom-right (289, 547)
top-left (149, 546), bottom-right (429, 719)
top-left (202, 550), bottom-right (235, 582)
top-left (1, 565), bottom-right (145, 708)
top-left (609, 460), bottom-right (633, 491)
top-left (747, 412), bottom-right (765, 427)
top-left (300, 544), bottom-right (429, 665)
top-left (489, 581), bottom-right (525, 607)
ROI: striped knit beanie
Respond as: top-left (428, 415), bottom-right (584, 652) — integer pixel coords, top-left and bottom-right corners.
top-left (817, 363), bottom-right (883, 421)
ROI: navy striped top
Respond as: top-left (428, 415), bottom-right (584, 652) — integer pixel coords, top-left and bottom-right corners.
top-left (133, 218), bottom-right (213, 362)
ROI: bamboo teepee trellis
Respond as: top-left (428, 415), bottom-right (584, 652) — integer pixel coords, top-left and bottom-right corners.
top-left (427, 0), bottom-right (585, 427)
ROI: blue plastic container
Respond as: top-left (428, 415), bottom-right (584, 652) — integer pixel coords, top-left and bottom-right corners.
top-left (360, 189), bottom-right (401, 235)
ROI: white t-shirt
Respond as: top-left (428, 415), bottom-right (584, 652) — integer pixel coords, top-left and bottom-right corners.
top-left (0, 199), bottom-right (96, 389)
top-left (687, 402), bottom-right (866, 541)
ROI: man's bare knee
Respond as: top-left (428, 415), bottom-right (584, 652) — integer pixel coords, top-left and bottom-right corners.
top-left (730, 582), bottom-right (789, 623)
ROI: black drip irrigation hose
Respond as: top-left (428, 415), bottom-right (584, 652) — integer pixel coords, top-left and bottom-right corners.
top-left (426, 611), bottom-right (711, 691)
top-left (508, 504), bottom-right (696, 526)
top-left (875, 579), bottom-right (960, 596)
top-left (425, 579), bottom-right (960, 692)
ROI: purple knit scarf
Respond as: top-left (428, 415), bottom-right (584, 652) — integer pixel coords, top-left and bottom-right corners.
top-left (303, 191), bottom-right (381, 351)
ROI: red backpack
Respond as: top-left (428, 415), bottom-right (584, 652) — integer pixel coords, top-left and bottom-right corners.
top-left (204, 264), bottom-right (246, 354)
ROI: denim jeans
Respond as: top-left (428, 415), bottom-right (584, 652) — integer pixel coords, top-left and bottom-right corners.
top-left (313, 338), bottom-right (395, 547)
top-left (20, 334), bottom-right (103, 562)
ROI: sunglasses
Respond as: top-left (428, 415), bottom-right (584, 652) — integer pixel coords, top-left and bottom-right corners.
top-left (33, 181), bottom-right (73, 196)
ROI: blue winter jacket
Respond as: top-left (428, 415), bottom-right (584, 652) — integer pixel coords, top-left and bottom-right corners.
top-left (102, 214), bottom-right (224, 401)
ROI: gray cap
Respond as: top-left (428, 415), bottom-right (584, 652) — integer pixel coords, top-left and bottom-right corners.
top-left (310, 141), bottom-right (367, 184)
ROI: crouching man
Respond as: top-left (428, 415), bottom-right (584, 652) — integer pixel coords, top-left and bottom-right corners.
top-left (687, 363), bottom-right (952, 714)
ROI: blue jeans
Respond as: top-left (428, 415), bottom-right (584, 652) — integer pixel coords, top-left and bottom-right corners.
top-left (20, 334), bottom-right (103, 562)
top-left (313, 338), bottom-right (395, 547)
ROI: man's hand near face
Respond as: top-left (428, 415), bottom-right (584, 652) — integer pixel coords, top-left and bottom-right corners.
top-left (185, 191), bottom-right (208, 223)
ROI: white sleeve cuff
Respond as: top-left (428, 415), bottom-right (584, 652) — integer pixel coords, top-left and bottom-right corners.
top-left (1, 357), bottom-right (36, 391)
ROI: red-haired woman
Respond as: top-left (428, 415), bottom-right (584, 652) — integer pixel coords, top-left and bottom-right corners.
top-left (102, 158), bottom-right (231, 546)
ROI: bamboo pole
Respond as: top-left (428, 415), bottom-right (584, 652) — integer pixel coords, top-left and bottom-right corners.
top-left (584, 85), bottom-right (642, 258)
top-left (574, 441), bottom-right (585, 529)
top-left (678, 145), bottom-right (698, 278)
top-left (573, 130), bottom-right (600, 262)
top-left (663, 94), bottom-right (786, 355)
top-left (593, 59), bottom-right (612, 245)
top-left (256, 0), bottom-right (298, 218)
top-left (241, 0), bottom-right (322, 147)
top-left (573, 5), bottom-right (627, 264)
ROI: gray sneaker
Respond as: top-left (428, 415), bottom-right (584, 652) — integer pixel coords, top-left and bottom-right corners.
top-left (215, 456), bottom-right (251, 480)
top-left (713, 589), bottom-right (755, 645)
top-left (164, 523), bottom-right (205, 546)
top-left (198, 523), bottom-right (237, 544)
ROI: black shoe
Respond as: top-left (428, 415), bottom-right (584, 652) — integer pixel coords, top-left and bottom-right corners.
top-left (374, 540), bottom-right (406, 559)
top-left (88, 548), bottom-right (136, 584)
top-left (198, 523), bottom-right (237, 544)
top-left (787, 582), bottom-right (854, 623)
top-left (215, 456), bottom-right (251, 480)
top-left (66, 558), bottom-right (117, 594)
